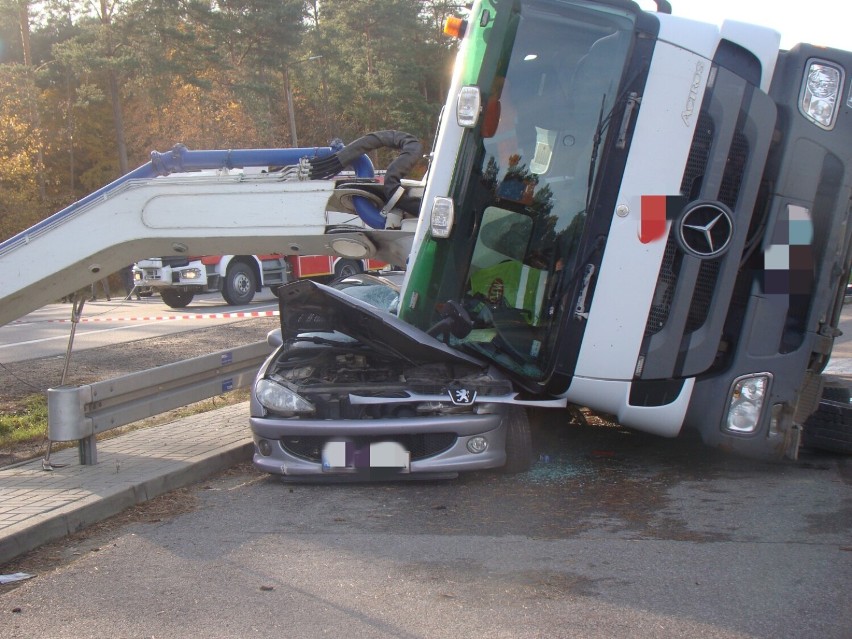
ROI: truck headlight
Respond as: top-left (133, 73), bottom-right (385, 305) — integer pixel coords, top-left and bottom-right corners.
top-left (724, 373), bottom-right (772, 434)
top-left (456, 85), bottom-right (481, 128)
top-left (255, 379), bottom-right (315, 416)
top-left (430, 196), bottom-right (455, 238)
top-left (179, 268), bottom-right (202, 280)
top-left (799, 59), bottom-right (843, 130)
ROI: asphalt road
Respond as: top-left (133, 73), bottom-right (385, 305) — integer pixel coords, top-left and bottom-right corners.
top-left (1, 421), bottom-right (849, 639)
top-left (0, 291), bottom-right (279, 363)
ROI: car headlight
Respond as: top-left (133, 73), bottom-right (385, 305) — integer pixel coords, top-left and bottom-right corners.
top-left (724, 373), bottom-right (772, 434)
top-left (255, 379), bottom-right (315, 416)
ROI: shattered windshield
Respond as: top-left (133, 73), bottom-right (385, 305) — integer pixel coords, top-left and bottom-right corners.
top-left (452, 1), bottom-right (634, 379)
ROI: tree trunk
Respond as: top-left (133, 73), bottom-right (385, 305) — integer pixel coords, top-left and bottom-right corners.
top-left (108, 70), bottom-right (128, 174)
top-left (18, 1), bottom-right (47, 201)
top-left (101, 0), bottom-right (129, 174)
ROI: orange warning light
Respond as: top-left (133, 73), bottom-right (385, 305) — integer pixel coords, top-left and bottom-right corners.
top-left (443, 16), bottom-right (467, 39)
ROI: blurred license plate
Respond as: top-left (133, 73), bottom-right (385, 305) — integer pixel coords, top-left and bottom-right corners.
top-left (322, 441), bottom-right (410, 473)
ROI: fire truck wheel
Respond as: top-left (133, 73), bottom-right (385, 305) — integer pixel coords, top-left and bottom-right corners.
top-left (802, 398), bottom-right (852, 455)
top-left (334, 259), bottom-right (362, 278)
top-left (223, 262), bottom-right (257, 305)
top-left (501, 405), bottom-right (533, 474)
top-left (160, 289), bottom-right (194, 308)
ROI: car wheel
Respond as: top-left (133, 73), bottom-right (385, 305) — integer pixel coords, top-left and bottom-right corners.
top-left (222, 262), bottom-right (257, 305)
top-left (502, 405), bottom-right (533, 473)
top-left (160, 289), bottom-right (194, 308)
top-left (334, 259), bottom-right (362, 278)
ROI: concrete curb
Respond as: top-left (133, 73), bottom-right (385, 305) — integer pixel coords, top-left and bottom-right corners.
top-left (0, 403), bottom-right (254, 566)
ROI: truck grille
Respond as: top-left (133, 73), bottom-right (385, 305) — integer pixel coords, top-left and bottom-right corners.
top-left (280, 433), bottom-right (457, 462)
top-left (687, 259), bottom-right (720, 332)
top-left (644, 112), bottom-right (745, 340)
top-left (645, 112), bottom-right (714, 338)
top-left (681, 113), bottom-right (714, 198)
top-left (645, 240), bottom-right (722, 338)
top-left (637, 61), bottom-right (775, 381)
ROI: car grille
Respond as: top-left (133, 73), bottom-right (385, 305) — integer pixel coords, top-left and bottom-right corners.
top-left (405, 380), bottom-right (514, 396)
top-left (161, 256), bottom-right (190, 268)
top-left (281, 433), bottom-right (457, 462)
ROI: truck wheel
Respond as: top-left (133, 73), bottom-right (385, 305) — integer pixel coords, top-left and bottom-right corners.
top-left (334, 259), bottom-right (362, 278)
top-left (222, 262), bottom-right (257, 305)
top-left (160, 290), bottom-right (194, 308)
top-left (821, 385), bottom-right (850, 402)
top-left (501, 405), bottom-right (533, 474)
top-left (802, 399), bottom-right (852, 455)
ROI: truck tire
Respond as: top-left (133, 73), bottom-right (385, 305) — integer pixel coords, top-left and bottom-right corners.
top-left (821, 385), bottom-right (850, 402)
top-left (334, 259), bottom-right (362, 278)
top-left (501, 405), bottom-right (533, 473)
top-left (160, 289), bottom-right (194, 308)
top-left (802, 399), bottom-right (852, 455)
top-left (222, 262), bottom-right (257, 305)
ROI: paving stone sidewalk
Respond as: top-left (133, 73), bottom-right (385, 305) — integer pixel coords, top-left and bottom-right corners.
top-left (0, 403), bottom-right (253, 566)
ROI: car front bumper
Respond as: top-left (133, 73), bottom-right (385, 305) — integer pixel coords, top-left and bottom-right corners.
top-left (249, 411), bottom-right (507, 479)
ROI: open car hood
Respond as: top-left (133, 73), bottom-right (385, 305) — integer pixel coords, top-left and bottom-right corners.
top-left (277, 280), bottom-right (486, 368)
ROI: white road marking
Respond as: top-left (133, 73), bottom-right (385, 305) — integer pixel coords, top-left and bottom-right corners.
top-left (0, 323), bottom-right (169, 349)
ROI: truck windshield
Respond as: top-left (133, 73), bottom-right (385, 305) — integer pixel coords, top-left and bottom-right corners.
top-left (421, 0), bottom-right (635, 381)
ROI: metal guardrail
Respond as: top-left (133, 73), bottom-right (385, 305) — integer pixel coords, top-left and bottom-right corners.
top-left (46, 340), bottom-right (271, 465)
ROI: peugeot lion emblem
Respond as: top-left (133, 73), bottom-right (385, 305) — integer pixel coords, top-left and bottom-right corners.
top-left (448, 386), bottom-right (477, 405)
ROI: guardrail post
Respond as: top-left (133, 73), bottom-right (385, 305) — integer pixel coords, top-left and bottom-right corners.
top-left (47, 385), bottom-right (96, 465)
top-left (78, 436), bottom-right (97, 465)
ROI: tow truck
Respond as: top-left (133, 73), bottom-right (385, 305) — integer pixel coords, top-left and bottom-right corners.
top-left (0, 131), bottom-right (422, 328)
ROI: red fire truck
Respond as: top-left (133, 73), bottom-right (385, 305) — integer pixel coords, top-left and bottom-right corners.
top-left (133, 254), bottom-right (389, 308)
top-left (287, 255), bottom-right (388, 280)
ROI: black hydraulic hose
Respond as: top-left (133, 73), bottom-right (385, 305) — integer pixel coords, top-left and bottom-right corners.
top-left (307, 131), bottom-right (423, 220)
top-left (308, 154), bottom-right (345, 180)
top-left (341, 131), bottom-right (422, 204)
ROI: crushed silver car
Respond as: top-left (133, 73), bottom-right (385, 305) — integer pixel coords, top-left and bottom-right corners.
top-left (249, 274), bottom-right (538, 480)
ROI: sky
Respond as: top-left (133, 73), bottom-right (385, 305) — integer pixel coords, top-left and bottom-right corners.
top-left (640, 0), bottom-right (848, 51)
